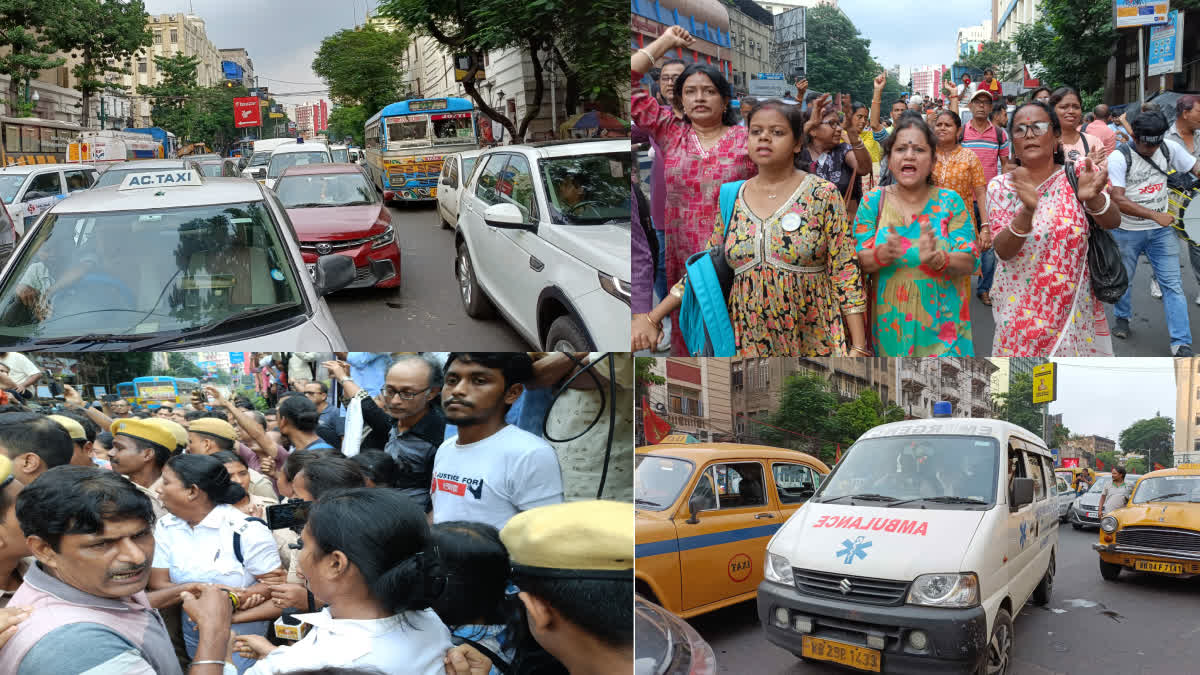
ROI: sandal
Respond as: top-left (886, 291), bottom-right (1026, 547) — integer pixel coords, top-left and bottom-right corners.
top-left (977, 291), bottom-right (992, 306)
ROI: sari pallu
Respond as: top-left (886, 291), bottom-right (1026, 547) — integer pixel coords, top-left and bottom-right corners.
top-left (986, 169), bottom-right (1114, 356)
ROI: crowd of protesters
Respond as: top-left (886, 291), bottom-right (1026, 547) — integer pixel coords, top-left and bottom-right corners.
top-left (631, 25), bottom-right (1200, 358)
top-left (0, 351), bottom-right (634, 674)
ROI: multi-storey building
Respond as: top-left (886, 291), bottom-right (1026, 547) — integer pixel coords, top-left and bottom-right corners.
top-left (118, 14), bottom-right (223, 127)
top-left (640, 358), bottom-right (733, 444)
top-left (1174, 358), bottom-right (1200, 465)
top-left (911, 65), bottom-right (948, 102)
top-left (756, 0), bottom-right (837, 16)
top-left (1060, 435), bottom-right (1115, 470)
top-left (956, 21), bottom-right (989, 58)
top-left (726, 0), bottom-right (774, 96)
top-left (219, 48), bottom-right (255, 88)
top-left (992, 0), bottom-right (1041, 42)
top-left (899, 358), bottom-right (997, 419)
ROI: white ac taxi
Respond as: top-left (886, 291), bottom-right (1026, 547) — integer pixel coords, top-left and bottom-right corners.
top-left (757, 403), bottom-right (1058, 674)
top-left (0, 168), bottom-right (351, 350)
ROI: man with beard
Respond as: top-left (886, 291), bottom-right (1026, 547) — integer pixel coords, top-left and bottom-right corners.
top-left (431, 353), bottom-right (562, 529)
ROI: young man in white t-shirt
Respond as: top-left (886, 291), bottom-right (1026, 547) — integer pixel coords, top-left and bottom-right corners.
top-left (431, 353), bottom-right (563, 530)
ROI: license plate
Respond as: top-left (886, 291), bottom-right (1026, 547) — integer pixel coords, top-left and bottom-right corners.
top-left (801, 636), bottom-right (880, 672)
top-left (1086, 512), bottom-right (1097, 518)
top-left (306, 263), bottom-right (316, 281)
top-left (1135, 560), bottom-right (1183, 574)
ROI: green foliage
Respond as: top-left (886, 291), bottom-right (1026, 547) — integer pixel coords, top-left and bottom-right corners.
top-left (75, 354), bottom-right (154, 386)
top-left (0, 0), bottom-right (67, 113)
top-left (1118, 416), bottom-right (1173, 469)
top-left (991, 372), bottom-right (1043, 437)
top-left (167, 353), bottom-right (204, 379)
top-left (1124, 457), bottom-right (1146, 473)
top-left (1096, 450), bottom-right (1117, 470)
top-left (1012, 0), bottom-right (1115, 97)
top-left (1051, 423), bottom-right (1071, 450)
top-left (137, 54), bottom-right (251, 154)
top-left (327, 104), bottom-right (369, 147)
top-left (804, 5), bottom-right (880, 103)
top-left (311, 25), bottom-right (409, 118)
top-left (50, 0), bottom-right (152, 128)
top-left (635, 357), bottom-right (665, 386)
top-left (954, 40), bottom-right (1019, 79)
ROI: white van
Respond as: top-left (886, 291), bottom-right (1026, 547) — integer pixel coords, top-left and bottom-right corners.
top-left (758, 406), bottom-right (1058, 674)
top-left (263, 142), bottom-right (332, 191)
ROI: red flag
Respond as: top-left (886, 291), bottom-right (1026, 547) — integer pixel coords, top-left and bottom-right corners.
top-left (643, 397), bottom-right (671, 445)
top-left (1154, 462), bottom-right (1166, 471)
top-left (1097, 459), bottom-right (1105, 470)
top-left (835, 445), bottom-right (842, 463)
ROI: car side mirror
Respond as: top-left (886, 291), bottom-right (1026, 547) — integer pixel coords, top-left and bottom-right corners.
top-left (1011, 477), bottom-right (1034, 508)
top-left (312, 254), bottom-right (355, 295)
top-left (254, 168), bottom-right (266, 179)
top-left (484, 203), bottom-right (534, 231)
top-left (686, 495), bottom-right (708, 524)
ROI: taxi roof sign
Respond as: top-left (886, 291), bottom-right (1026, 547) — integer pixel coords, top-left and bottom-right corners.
top-left (659, 434), bottom-right (699, 444)
top-left (1176, 463), bottom-right (1200, 470)
top-left (119, 169), bottom-right (204, 190)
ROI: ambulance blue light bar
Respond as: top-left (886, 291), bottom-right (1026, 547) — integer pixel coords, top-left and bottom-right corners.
top-left (932, 401), bottom-right (952, 418)
top-left (119, 169), bottom-right (204, 190)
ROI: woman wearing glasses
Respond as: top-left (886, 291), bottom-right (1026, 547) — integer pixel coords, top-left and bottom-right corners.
top-left (987, 101), bottom-right (1119, 356)
top-left (798, 95), bottom-right (870, 217)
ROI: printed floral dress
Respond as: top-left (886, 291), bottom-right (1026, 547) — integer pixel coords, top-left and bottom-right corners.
top-left (854, 186), bottom-right (980, 355)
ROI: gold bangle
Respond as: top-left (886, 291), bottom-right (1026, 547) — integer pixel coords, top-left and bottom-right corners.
top-left (643, 314), bottom-right (661, 331)
top-left (637, 48), bottom-right (655, 64)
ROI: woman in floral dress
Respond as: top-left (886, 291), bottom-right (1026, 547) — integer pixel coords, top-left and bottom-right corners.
top-left (854, 116), bottom-right (980, 356)
top-left (632, 26), bottom-right (758, 354)
top-left (988, 101), bottom-right (1119, 356)
top-left (633, 101), bottom-right (868, 356)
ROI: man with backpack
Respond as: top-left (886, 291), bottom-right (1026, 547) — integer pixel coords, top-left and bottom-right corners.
top-left (960, 89), bottom-right (1012, 307)
top-left (1107, 110), bottom-right (1200, 355)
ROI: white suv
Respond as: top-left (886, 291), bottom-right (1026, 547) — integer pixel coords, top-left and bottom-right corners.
top-left (454, 139), bottom-right (631, 351)
top-left (0, 163), bottom-right (99, 235)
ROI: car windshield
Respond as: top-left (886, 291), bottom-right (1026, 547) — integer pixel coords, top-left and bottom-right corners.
top-left (331, 148), bottom-right (349, 163)
top-left (95, 166), bottom-right (186, 188)
top-left (0, 175), bottom-right (26, 204)
top-left (0, 201), bottom-right (304, 343)
top-left (275, 173), bottom-right (375, 208)
top-left (1131, 475), bottom-right (1200, 503)
top-left (268, 152), bottom-right (330, 178)
top-left (540, 152), bottom-right (632, 225)
top-left (1086, 477), bottom-right (1110, 493)
top-left (635, 455), bottom-right (694, 511)
top-left (197, 163), bottom-right (224, 177)
top-left (248, 152), bottom-right (271, 167)
top-left (816, 435), bottom-right (999, 507)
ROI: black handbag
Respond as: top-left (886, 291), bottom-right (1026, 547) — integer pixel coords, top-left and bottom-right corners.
top-left (1065, 162), bottom-right (1128, 304)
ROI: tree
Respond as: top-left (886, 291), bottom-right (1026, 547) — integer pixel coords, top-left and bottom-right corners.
top-left (327, 104), bottom-right (369, 148)
top-left (0, 0), bottom-right (66, 116)
top-left (1118, 416), bottom-right (1173, 469)
top-left (832, 389), bottom-right (904, 448)
top-left (75, 353), bottom-right (153, 388)
top-left (1051, 422), bottom-right (1071, 449)
top-left (51, 0), bottom-right (152, 129)
top-left (991, 372), bottom-right (1043, 436)
top-left (311, 25), bottom-right (409, 120)
top-left (953, 40), bottom-right (1020, 79)
top-left (166, 353), bottom-right (203, 379)
top-left (803, 5), bottom-right (879, 104)
top-left (1012, 0), bottom-right (1114, 101)
top-left (138, 52), bottom-right (201, 137)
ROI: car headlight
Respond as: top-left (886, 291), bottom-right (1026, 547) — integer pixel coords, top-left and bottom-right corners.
top-left (598, 271), bottom-right (630, 306)
top-left (370, 225), bottom-right (395, 249)
top-left (906, 573), bottom-right (979, 608)
top-left (1100, 516), bottom-right (1118, 533)
top-left (764, 552), bottom-right (793, 585)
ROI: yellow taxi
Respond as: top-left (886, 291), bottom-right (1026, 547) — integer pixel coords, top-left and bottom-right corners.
top-left (1094, 463), bottom-right (1200, 580)
top-left (635, 439), bottom-right (829, 618)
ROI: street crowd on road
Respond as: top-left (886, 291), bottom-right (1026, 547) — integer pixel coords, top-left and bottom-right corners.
top-left (630, 25), bottom-right (1200, 358)
top-left (0, 351), bottom-right (633, 675)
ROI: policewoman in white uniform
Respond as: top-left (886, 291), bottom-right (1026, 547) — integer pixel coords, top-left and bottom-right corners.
top-left (151, 453), bottom-right (283, 673)
top-left (233, 487), bottom-right (452, 674)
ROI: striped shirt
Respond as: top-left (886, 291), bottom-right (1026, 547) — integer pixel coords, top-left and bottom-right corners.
top-left (962, 122), bottom-right (1010, 183)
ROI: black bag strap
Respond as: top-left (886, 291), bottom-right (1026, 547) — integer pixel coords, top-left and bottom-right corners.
top-left (1120, 142), bottom-right (1171, 178)
top-left (232, 516), bottom-right (268, 565)
top-left (1080, 133), bottom-right (1089, 154)
top-left (450, 635), bottom-right (513, 675)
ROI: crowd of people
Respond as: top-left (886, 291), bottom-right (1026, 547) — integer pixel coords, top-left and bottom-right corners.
top-left (631, 25), bottom-right (1200, 357)
top-left (0, 351), bottom-right (634, 674)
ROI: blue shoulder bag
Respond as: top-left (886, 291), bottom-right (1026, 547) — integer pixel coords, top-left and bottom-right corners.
top-left (678, 180), bottom-right (745, 356)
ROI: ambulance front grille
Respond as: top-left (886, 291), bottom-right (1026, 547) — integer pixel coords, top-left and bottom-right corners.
top-left (793, 568), bottom-right (910, 606)
top-left (1115, 527), bottom-right (1200, 553)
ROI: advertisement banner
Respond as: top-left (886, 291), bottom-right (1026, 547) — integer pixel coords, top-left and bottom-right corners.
top-left (1062, 458), bottom-right (1079, 468)
top-left (1114, 0), bottom-right (1169, 29)
top-left (233, 97), bottom-right (261, 127)
top-left (1148, 10), bottom-right (1184, 76)
top-left (748, 72), bottom-right (789, 98)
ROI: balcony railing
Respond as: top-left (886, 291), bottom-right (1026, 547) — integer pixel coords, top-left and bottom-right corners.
top-left (667, 412), bottom-right (706, 431)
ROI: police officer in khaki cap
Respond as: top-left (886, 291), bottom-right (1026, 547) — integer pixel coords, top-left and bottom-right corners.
top-left (499, 500), bottom-right (633, 675)
top-left (109, 418), bottom-right (174, 519)
top-left (145, 418), bottom-right (188, 455)
top-left (46, 414), bottom-right (93, 467)
top-left (186, 417), bottom-right (238, 456)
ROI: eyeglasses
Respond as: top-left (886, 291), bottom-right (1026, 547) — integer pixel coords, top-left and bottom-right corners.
top-left (823, 119), bottom-right (842, 128)
top-left (382, 386), bottom-right (431, 401)
top-left (659, 75), bottom-right (678, 83)
top-left (1012, 121), bottom-right (1052, 138)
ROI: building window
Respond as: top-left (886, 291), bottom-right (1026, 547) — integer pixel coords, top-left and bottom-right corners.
top-left (153, 31), bottom-right (161, 44)
top-left (760, 360), bottom-right (769, 388)
top-left (138, 59), bottom-right (147, 73)
top-left (170, 29), bottom-right (178, 43)
top-left (732, 363), bottom-right (744, 391)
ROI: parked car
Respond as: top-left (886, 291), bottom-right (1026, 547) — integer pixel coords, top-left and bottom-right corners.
top-left (435, 148), bottom-right (484, 230)
top-left (635, 595), bottom-right (717, 675)
top-left (1070, 473), bottom-right (1143, 530)
top-left (329, 144), bottom-right (350, 164)
top-left (264, 142), bottom-right (331, 190)
top-left (275, 164), bottom-right (401, 290)
top-left (454, 139), bottom-right (630, 351)
top-left (1094, 463), bottom-right (1200, 581)
top-left (1056, 473), bottom-right (1077, 522)
top-left (0, 163), bottom-right (100, 235)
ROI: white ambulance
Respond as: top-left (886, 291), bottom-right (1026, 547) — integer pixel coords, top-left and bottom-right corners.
top-left (757, 403), bottom-right (1058, 674)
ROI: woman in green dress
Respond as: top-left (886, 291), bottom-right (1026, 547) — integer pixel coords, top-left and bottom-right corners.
top-left (853, 115), bottom-right (980, 356)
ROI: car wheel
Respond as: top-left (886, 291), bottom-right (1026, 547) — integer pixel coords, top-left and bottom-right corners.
top-left (976, 608), bottom-right (1013, 675)
top-left (1099, 559), bottom-right (1122, 581)
top-left (545, 315), bottom-right (589, 351)
top-left (1031, 552), bottom-right (1053, 605)
top-left (456, 240), bottom-right (495, 319)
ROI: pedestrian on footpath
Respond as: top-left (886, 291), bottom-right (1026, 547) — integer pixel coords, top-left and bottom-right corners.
top-left (1085, 105), bottom-right (1118, 157)
top-left (1099, 466), bottom-right (1132, 516)
top-left (1163, 95), bottom-right (1200, 304)
top-left (1107, 110), bottom-right (1200, 355)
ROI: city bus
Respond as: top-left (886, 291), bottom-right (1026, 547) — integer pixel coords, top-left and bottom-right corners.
top-left (0, 116), bottom-right (82, 167)
top-left (363, 97), bottom-right (479, 202)
top-left (130, 376), bottom-right (202, 409)
top-left (116, 381), bottom-right (136, 401)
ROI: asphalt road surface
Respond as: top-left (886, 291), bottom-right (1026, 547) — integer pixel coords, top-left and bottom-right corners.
top-left (693, 524), bottom-right (1200, 674)
top-left (326, 201), bottom-right (528, 351)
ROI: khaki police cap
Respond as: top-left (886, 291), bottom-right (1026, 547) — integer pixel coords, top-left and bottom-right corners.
top-left (111, 418), bottom-right (176, 451)
top-left (188, 417), bottom-right (237, 442)
top-left (145, 418), bottom-right (188, 451)
top-left (47, 414), bottom-right (87, 442)
top-left (500, 500), bottom-right (632, 579)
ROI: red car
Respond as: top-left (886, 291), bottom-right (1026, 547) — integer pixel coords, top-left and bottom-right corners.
top-left (275, 163), bottom-right (400, 289)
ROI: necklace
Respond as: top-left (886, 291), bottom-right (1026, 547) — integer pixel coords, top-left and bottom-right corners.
top-left (756, 176), bottom-right (795, 200)
top-left (694, 126), bottom-right (725, 144)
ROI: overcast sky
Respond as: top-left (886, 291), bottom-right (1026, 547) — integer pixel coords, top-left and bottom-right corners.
top-left (1047, 359), bottom-right (1176, 451)
top-left (838, 0), bottom-right (992, 70)
top-left (145, 0), bottom-right (385, 107)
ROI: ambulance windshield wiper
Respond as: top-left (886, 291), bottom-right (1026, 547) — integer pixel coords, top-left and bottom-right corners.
top-left (821, 493), bottom-right (897, 503)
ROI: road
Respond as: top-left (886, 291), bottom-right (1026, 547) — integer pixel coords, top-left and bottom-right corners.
top-left (971, 252), bottom-right (1200, 356)
top-left (325, 201), bottom-right (528, 350)
top-left (691, 524), bottom-right (1200, 674)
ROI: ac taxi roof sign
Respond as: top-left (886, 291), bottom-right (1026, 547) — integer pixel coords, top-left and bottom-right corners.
top-left (119, 169), bottom-right (204, 190)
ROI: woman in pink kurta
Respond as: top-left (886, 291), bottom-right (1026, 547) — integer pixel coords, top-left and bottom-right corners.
top-left (632, 25), bottom-right (757, 354)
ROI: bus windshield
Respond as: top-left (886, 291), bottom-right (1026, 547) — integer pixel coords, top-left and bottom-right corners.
top-left (386, 119), bottom-right (428, 143)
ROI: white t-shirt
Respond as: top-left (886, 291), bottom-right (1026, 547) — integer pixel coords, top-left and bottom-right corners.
top-left (247, 607), bottom-right (451, 675)
top-left (0, 352), bottom-right (40, 385)
top-left (1107, 139), bottom-right (1198, 230)
top-left (152, 503), bottom-right (281, 587)
top-left (431, 424), bottom-right (564, 530)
